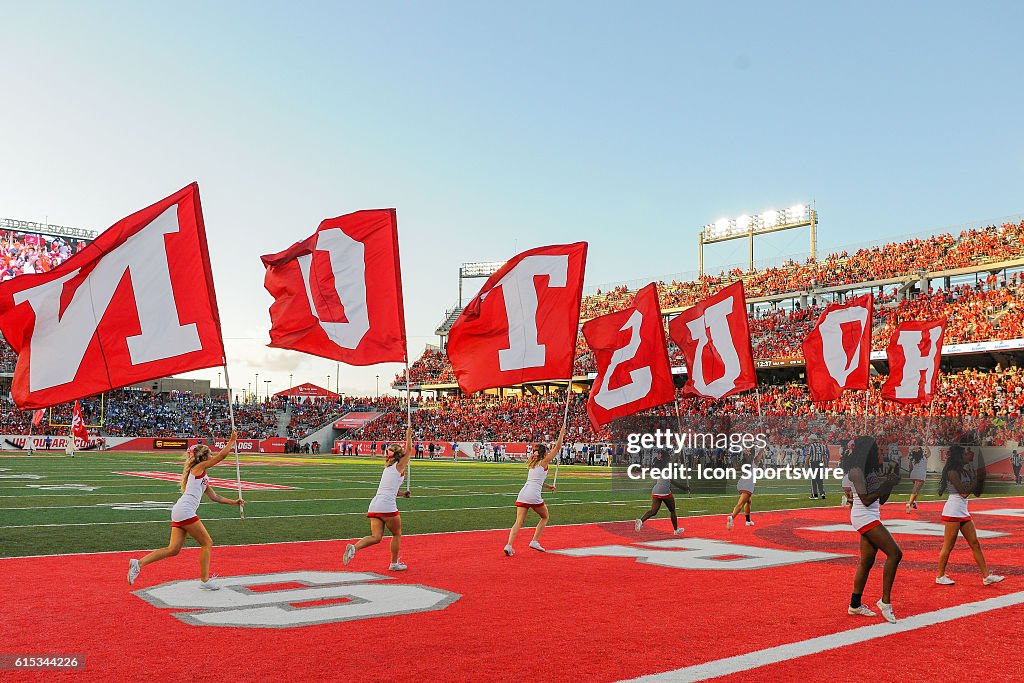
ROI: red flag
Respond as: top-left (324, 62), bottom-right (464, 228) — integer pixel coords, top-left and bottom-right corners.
top-left (802, 294), bottom-right (874, 403)
top-left (881, 319), bottom-right (946, 404)
top-left (70, 400), bottom-right (89, 444)
top-left (31, 409), bottom-right (44, 427)
top-left (261, 210), bottom-right (407, 365)
top-left (667, 280), bottom-right (757, 400)
top-left (447, 242), bottom-right (587, 394)
top-left (583, 283), bottom-right (675, 429)
top-left (0, 184), bottom-right (226, 409)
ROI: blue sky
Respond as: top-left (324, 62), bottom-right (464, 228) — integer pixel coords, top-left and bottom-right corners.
top-left (1, 1), bottom-right (1022, 396)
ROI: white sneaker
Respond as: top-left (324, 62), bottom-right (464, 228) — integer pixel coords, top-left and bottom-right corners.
top-left (673, 527), bottom-right (685, 536)
top-left (876, 599), bottom-right (896, 623)
top-left (726, 516), bottom-right (733, 530)
top-left (848, 604), bottom-right (876, 617)
top-left (745, 520), bottom-right (754, 527)
top-left (503, 544), bottom-right (514, 557)
top-left (634, 519), bottom-right (643, 532)
top-left (983, 574), bottom-right (1005, 585)
top-left (343, 544), bottom-right (355, 566)
top-left (905, 503), bottom-right (911, 513)
top-left (127, 559), bottom-right (141, 586)
top-left (389, 561), bottom-right (408, 571)
top-left (199, 578), bottom-right (221, 591)
top-left (529, 541), bottom-right (546, 552)
top-left (935, 575), bottom-right (955, 585)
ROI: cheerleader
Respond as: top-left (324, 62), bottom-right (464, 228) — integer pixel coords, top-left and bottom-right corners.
top-left (906, 441), bottom-right (928, 512)
top-left (504, 424), bottom-right (565, 556)
top-left (844, 436), bottom-right (903, 623)
top-left (635, 451), bottom-right (687, 535)
top-left (935, 446), bottom-right (1004, 586)
top-left (127, 431), bottom-right (242, 589)
top-left (727, 450), bottom-right (759, 529)
top-left (839, 439), bottom-right (855, 506)
top-left (344, 426), bottom-right (412, 571)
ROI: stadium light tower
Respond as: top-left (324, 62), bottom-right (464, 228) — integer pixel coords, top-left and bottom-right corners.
top-left (458, 261), bottom-right (505, 306)
top-left (698, 203), bottom-right (817, 275)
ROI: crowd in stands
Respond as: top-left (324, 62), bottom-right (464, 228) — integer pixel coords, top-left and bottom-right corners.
top-left (355, 364), bottom-right (1023, 446)
top-left (0, 229), bottom-right (88, 282)
top-left (0, 363), bottom-right (1017, 447)
top-left (359, 393), bottom-right (594, 444)
top-left (580, 220), bottom-right (1024, 319)
top-left (402, 272), bottom-right (1023, 381)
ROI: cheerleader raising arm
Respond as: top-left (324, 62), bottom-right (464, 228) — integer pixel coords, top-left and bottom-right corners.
top-left (540, 424), bottom-right (567, 490)
top-left (396, 427), bottom-right (414, 497)
top-left (191, 430), bottom-right (238, 476)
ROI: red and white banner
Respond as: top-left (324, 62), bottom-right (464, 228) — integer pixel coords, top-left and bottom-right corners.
top-left (583, 283), bottom-right (675, 428)
top-left (262, 209), bottom-right (407, 365)
top-left (667, 281), bottom-right (757, 399)
top-left (446, 242), bottom-right (587, 394)
top-left (802, 294), bottom-right (874, 403)
top-left (881, 319), bottom-right (946, 404)
top-left (70, 400), bottom-right (89, 444)
top-left (0, 184), bottom-right (226, 409)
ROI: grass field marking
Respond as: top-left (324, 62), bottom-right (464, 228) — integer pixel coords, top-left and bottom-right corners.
top-left (6, 497), bottom-right (1021, 560)
top-left (625, 590), bottom-right (1024, 682)
top-left (0, 488), bottom-right (876, 513)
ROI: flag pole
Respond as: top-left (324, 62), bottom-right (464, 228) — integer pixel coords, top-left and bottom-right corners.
top-left (222, 363), bottom-right (244, 519)
top-left (553, 376), bottom-right (573, 488)
top-left (863, 385), bottom-right (870, 435)
top-left (26, 414), bottom-right (35, 456)
top-left (405, 356), bottom-right (412, 493)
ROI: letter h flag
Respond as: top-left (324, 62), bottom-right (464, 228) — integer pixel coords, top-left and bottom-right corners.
top-left (0, 184), bottom-right (227, 409)
top-left (881, 319), bottom-right (946, 404)
top-left (261, 210), bottom-right (407, 365)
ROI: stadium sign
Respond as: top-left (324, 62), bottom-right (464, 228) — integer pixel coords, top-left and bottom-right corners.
top-left (869, 337), bottom-right (1024, 360)
top-left (153, 438), bottom-right (189, 450)
top-left (0, 218), bottom-right (98, 240)
top-left (755, 356), bottom-right (804, 369)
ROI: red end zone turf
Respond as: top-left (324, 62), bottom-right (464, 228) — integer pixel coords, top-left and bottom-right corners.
top-left (2, 499), bottom-right (1021, 682)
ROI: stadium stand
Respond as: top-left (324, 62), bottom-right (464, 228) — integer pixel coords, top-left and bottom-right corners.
top-left (0, 219), bottom-right (1020, 446)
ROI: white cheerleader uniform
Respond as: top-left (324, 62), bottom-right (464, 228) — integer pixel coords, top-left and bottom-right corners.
top-left (909, 450), bottom-right (927, 483)
top-left (367, 463), bottom-right (405, 518)
top-left (941, 469), bottom-right (972, 523)
top-left (171, 471), bottom-right (210, 527)
top-left (515, 464), bottom-right (549, 510)
top-left (850, 470), bottom-right (882, 534)
top-left (652, 476), bottom-right (672, 500)
top-left (737, 469), bottom-right (756, 496)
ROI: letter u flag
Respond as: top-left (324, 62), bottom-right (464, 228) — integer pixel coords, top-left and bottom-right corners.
top-left (0, 184), bottom-right (226, 409)
top-left (261, 209), bottom-right (407, 365)
top-left (667, 280), bottom-right (757, 400)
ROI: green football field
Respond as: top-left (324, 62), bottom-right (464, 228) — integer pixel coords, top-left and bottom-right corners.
top-left (1, 452), bottom-right (1018, 558)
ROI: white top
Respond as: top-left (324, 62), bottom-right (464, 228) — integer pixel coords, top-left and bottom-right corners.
top-left (368, 464), bottom-right (405, 514)
top-left (652, 476), bottom-right (672, 497)
top-left (516, 465), bottom-right (549, 506)
top-left (171, 471), bottom-right (210, 522)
